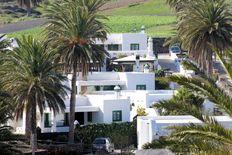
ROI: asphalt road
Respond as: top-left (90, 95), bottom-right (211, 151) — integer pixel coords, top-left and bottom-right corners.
top-left (158, 54), bottom-right (178, 72)
top-left (0, 18), bottom-right (46, 34)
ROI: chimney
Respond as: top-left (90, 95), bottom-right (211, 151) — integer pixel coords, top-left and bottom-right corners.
top-left (141, 25), bottom-right (145, 33)
top-left (147, 37), bottom-right (153, 57)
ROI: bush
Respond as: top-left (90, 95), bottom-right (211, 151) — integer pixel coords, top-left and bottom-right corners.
top-left (155, 77), bottom-right (170, 90)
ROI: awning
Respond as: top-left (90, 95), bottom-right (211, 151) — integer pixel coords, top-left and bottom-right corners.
top-left (65, 106), bottom-right (100, 112)
top-left (77, 80), bottom-right (125, 86)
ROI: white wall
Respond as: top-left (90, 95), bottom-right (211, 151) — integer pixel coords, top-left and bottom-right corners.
top-left (122, 33), bottom-right (147, 51)
top-left (103, 99), bottom-right (130, 123)
top-left (95, 34), bottom-right (123, 45)
top-left (119, 72), bottom-right (155, 90)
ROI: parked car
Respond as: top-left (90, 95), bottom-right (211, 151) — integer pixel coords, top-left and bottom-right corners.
top-left (92, 138), bottom-right (114, 154)
top-left (169, 46), bottom-right (181, 55)
top-left (169, 46), bottom-right (181, 60)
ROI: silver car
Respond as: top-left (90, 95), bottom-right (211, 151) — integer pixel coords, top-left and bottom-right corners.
top-left (92, 138), bottom-right (114, 154)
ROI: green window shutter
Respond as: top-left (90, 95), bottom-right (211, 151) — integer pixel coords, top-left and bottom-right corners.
top-left (44, 113), bottom-right (51, 128)
top-left (64, 113), bottom-right (69, 126)
top-left (112, 111), bottom-right (122, 122)
top-left (136, 85), bottom-right (146, 90)
top-left (88, 112), bottom-right (92, 122)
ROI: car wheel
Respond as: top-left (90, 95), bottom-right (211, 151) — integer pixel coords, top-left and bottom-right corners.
top-left (92, 151), bottom-right (95, 154)
top-left (112, 149), bottom-right (114, 152)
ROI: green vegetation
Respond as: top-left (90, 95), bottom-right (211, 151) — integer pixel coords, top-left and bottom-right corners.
top-left (8, 27), bottom-right (44, 39)
top-left (106, 15), bottom-right (176, 33)
top-left (4, 0), bottom-right (176, 37)
top-left (8, 15), bottom-right (176, 38)
top-left (104, 0), bottom-right (172, 16)
top-left (76, 122), bottom-right (137, 149)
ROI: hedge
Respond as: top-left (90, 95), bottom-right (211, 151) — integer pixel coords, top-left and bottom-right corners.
top-left (75, 121), bottom-right (137, 149)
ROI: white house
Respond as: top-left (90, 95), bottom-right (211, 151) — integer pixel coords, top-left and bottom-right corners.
top-left (137, 115), bottom-right (232, 149)
top-left (95, 33), bottom-right (149, 58)
top-left (12, 71), bottom-right (174, 134)
top-left (6, 32), bottom-right (171, 134)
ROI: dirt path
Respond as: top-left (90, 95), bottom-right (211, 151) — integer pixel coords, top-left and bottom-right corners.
top-left (0, 0), bottom-right (150, 34)
top-left (0, 18), bottom-right (46, 34)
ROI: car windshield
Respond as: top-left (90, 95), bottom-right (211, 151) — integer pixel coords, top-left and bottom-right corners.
top-left (94, 139), bottom-right (106, 144)
top-left (171, 47), bottom-right (180, 51)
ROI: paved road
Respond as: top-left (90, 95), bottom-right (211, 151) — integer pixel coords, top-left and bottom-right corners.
top-left (157, 54), bottom-right (178, 72)
top-left (0, 18), bottom-right (46, 34)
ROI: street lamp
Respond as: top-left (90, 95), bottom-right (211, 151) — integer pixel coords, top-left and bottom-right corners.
top-left (74, 120), bottom-right (79, 129)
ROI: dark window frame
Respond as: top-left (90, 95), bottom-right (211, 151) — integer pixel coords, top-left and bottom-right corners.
top-left (130, 43), bottom-right (140, 50)
top-left (112, 110), bottom-right (122, 122)
top-left (108, 44), bottom-right (120, 51)
top-left (136, 85), bottom-right (146, 90)
top-left (88, 112), bottom-right (92, 122)
top-left (44, 113), bottom-right (51, 128)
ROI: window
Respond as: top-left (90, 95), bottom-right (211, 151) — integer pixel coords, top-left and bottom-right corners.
top-left (103, 85), bottom-right (115, 91)
top-left (112, 110), bottom-right (122, 122)
top-left (108, 44), bottom-right (119, 51)
top-left (64, 113), bottom-right (69, 126)
top-left (130, 44), bottom-right (139, 50)
top-left (44, 113), bottom-right (51, 128)
top-left (88, 112), bottom-right (92, 122)
top-left (136, 85), bottom-right (146, 90)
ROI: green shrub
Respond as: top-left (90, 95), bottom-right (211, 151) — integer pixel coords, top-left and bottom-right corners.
top-left (155, 77), bottom-right (170, 90)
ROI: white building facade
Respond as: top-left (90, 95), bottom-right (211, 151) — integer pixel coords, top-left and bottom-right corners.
top-left (137, 115), bottom-right (232, 149)
top-left (96, 33), bottom-right (149, 58)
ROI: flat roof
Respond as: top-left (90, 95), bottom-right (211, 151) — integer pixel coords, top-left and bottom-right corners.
top-left (113, 55), bottom-right (155, 63)
top-left (77, 80), bottom-right (126, 86)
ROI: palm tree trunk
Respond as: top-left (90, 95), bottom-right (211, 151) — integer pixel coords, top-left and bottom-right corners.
top-left (25, 108), bottom-right (31, 142)
top-left (31, 101), bottom-right (37, 155)
top-left (68, 59), bottom-right (78, 143)
top-left (25, 2), bottom-right (31, 16)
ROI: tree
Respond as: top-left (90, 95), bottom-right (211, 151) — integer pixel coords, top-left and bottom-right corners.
top-left (44, 0), bottom-right (108, 143)
top-left (0, 35), bottom-right (68, 154)
top-left (16, 0), bottom-right (43, 16)
top-left (166, 0), bottom-right (191, 12)
top-left (168, 0), bottom-right (232, 74)
top-left (154, 87), bottom-right (204, 120)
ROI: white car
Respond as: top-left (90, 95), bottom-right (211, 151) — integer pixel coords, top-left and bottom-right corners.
top-left (169, 46), bottom-right (181, 60)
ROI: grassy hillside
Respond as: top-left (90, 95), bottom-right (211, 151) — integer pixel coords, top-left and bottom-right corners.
top-left (104, 0), bottom-right (172, 16)
top-left (8, 0), bottom-right (176, 38)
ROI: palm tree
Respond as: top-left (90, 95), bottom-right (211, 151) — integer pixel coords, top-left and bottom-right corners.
top-left (44, 0), bottom-right (108, 143)
top-left (166, 0), bottom-right (190, 12)
top-left (154, 87), bottom-right (204, 120)
top-left (169, 0), bottom-right (232, 74)
top-left (0, 35), bottom-right (68, 154)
